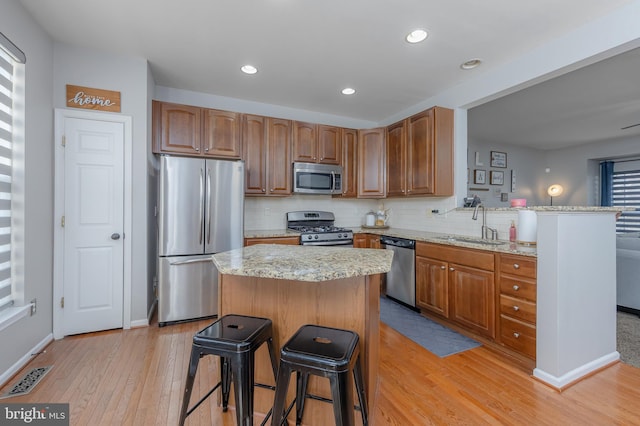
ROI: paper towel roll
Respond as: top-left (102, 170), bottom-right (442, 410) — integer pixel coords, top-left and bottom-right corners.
top-left (517, 210), bottom-right (537, 245)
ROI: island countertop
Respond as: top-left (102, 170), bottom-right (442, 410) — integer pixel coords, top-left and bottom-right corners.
top-left (212, 244), bottom-right (393, 282)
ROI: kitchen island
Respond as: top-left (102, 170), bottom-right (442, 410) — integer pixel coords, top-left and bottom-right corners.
top-left (212, 244), bottom-right (393, 423)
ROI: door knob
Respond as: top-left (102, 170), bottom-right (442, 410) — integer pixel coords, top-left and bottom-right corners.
top-left (111, 233), bottom-right (121, 240)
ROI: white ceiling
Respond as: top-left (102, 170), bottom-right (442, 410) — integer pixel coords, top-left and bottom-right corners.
top-left (469, 46), bottom-right (640, 150)
top-left (18, 0), bottom-right (639, 149)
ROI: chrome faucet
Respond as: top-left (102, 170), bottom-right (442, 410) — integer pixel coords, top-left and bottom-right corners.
top-left (472, 203), bottom-right (498, 240)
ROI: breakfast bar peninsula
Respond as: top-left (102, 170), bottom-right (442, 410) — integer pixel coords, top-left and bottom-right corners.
top-left (212, 244), bottom-right (393, 423)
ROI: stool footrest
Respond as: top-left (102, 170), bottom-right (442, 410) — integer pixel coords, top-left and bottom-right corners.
top-left (302, 392), bottom-right (365, 412)
top-left (186, 381), bottom-right (222, 417)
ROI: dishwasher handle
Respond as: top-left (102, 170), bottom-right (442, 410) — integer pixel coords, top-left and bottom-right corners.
top-left (380, 235), bottom-right (415, 249)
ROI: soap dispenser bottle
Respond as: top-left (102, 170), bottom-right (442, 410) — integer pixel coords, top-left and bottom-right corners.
top-left (509, 220), bottom-right (517, 242)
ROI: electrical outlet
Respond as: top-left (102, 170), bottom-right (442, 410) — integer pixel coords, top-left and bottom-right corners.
top-left (264, 207), bottom-right (271, 216)
top-left (426, 209), bottom-right (432, 217)
top-left (30, 298), bottom-right (36, 316)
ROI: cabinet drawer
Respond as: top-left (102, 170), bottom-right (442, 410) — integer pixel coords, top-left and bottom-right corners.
top-left (500, 315), bottom-right (536, 359)
top-left (500, 295), bottom-right (536, 324)
top-left (417, 242), bottom-right (494, 271)
top-left (500, 275), bottom-right (536, 302)
top-left (499, 254), bottom-right (536, 278)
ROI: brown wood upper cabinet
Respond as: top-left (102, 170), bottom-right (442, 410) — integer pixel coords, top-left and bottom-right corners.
top-left (335, 128), bottom-right (358, 197)
top-left (386, 106), bottom-right (453, 197)
top-left (242, 114), bottom-right (292, 196)
top-left (357, 128), bottom-right (386, 198)
top-left (152, 100), bottom-right (241, 159)
top-left (293, 122), bottom-right (342, 165)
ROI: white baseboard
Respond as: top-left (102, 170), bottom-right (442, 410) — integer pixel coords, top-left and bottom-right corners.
top-left (0, 333), bottom-right (53, 388)
top-left (130, 300), bottom-right (156, 329)
top-left (533, 351), bottom-right (621, 389)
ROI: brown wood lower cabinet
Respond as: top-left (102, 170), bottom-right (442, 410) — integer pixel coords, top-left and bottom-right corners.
top-left (415, 243), bottom-right (538, 365)
top-left (416, 242), bottom-right (495, 339)
top-left (497, 254), bottom-right (537, 359)
top-left (416, 242), bottom-right (537, 366)
top-left (244, 236), bottom-right (300, 246)
top-left (354, 233), bottom-right (381, 249)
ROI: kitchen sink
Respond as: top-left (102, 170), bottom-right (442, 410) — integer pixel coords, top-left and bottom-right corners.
top-left (436, 236), bottom-right (507, 246)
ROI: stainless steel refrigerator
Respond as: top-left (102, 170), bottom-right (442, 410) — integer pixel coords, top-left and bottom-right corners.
top-left (157, 155), bottom-right (244, 325)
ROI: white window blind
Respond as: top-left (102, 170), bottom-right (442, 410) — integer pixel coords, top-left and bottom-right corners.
top-left (0, 46), bottom-right (14, 311)
top-left (612, 169), bottom-right (640, 233)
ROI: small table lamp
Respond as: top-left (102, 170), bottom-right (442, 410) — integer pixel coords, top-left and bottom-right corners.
top-left (547, 184), bottom-right (564, 206)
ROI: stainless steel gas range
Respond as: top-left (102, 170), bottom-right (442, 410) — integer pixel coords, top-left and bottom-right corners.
top-left (286, 211), bottom-right (353, 246)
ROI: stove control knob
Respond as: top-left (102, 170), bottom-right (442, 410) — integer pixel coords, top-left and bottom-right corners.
top-left (314, 235), bottom-right (319, 239)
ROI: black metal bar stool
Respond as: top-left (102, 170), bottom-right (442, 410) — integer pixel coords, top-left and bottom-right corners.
top-left (179, 314), bottom-right (278, 426)
top-left (270, 324), bottom-right (368, 426)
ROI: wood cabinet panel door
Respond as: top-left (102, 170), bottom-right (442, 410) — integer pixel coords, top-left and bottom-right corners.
top-left (416, 257), bottom-right (449, 317)
top-left (407, 109), bottom-right (434, 195)
top-left (203, 109), bottom-right (241, 158)
top-left (293, 121), bottom-right (317, 162)
top-left (154, 101), bottom-right (202, 155)
top-left (449, 264), bottom-right (495, 338)
top-left (242, 114), bottom-right (268, 194)
top-left (357, 128), bottom-right (386, 198)
top-left (339, 128), bottom-right (358, 197)
top-left (267, 118), bottom-right (292, 195)
top-left (386, 120), bottom-right (406, 196)
top-left (353, 233), bottom-right (367, 248)
top-left (317, 125), bottom-right (341, 165)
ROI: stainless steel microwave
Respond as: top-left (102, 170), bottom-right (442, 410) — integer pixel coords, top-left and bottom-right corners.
top-left (292, 162), bottom-right (343, 194)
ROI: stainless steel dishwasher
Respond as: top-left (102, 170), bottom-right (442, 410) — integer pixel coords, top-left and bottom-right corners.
top-left (380, 235), bottom-right (416, 308)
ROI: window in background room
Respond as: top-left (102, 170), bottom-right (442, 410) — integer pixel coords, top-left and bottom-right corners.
top-left (607, 159), bottom-right (640, 233)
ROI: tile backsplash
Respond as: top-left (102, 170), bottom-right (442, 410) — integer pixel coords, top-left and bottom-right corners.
top-left (244, 195), bottom-right (520, 241)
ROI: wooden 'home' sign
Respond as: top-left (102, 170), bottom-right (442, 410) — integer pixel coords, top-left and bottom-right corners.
top-left (66, 84), bottom-right (121, 112)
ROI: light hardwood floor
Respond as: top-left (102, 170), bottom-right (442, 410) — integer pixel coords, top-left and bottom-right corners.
top-left (2, 317), bottom-right (640, 425)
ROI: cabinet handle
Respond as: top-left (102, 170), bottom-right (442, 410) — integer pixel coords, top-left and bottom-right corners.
top-left (270, 188), bottom-right (274, 192)
top-left (205, 148), bottom-right (209, 152)
top-left (513, 305), bottom-right (520, 311)
top-left (513, 332), bottom-right (520, 338)
top-left (440, 266), bottom-right (446, 270)
top-left (320, 157), bottom-right (324, 161)
top-left (195, 147), bottom-right (200, 151)
top-left (513, 285), bottom-right (520, 291)
top-left (449, 267), bottom-right (455, 271)
top-left (261, 188), bottom-right (266, 193)
top-left (513, 263), bottom-right (520, 269)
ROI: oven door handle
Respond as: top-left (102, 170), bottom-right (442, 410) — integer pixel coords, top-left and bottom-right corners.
top-left (302, 240), bottom-right (353, 246)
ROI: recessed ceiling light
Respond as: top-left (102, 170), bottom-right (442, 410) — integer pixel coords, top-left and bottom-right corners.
top-left (241, 65), bottom-right (258, 75)
top-left (460, 59), bottom-right (482, 70)
top-left (406, 29), bottom-right (428, 44)
top-left (341, 87), bottom-right (356, 95)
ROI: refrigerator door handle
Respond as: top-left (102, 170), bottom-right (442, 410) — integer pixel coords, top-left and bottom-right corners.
top-left (169, 258), bottom-right (214, 266)
top-left (206, 167), bottom-right (212, 245)
top-left (199, 168), bottom-right (204, 244)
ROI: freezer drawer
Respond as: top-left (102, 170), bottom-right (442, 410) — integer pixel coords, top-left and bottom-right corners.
top-left (158, 255), bottom-right (218, 325)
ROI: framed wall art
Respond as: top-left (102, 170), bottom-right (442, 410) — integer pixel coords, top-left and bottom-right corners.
top-left (490, 151), bottom-right (507, 168)
top-left (474, 169), bottom-right (486, 184)
top-left (490, 170), bottom-right (504, 185)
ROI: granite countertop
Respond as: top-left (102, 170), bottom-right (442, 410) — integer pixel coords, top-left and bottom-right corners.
top-left (212, 244), bottom-right (393, 282)
top-left (244, 229), bottom-right (300, 239)
top-left (358, 228), bottom-right (538, 257)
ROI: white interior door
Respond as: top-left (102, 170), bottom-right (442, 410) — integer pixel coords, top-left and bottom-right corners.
top-left (61, 116), bottom-right (125, 335)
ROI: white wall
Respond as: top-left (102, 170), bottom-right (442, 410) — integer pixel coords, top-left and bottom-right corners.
top-left (467, 139), bottom-right (546, 207)
top-left (0, 0), bottom-right (54, 376)
top-left (544, 135), bottom-right (640, 206)
top-left (52, 43), bottom-right (152, 322)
